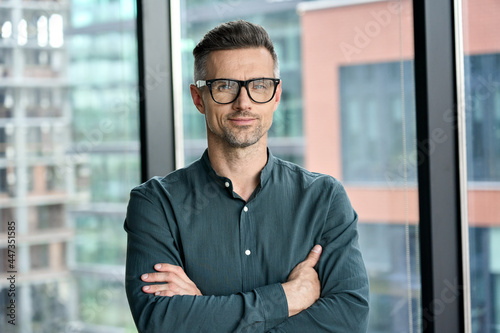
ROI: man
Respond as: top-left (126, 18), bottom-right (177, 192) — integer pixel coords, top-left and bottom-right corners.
top-left (124, 20), bottom-right (369, 332)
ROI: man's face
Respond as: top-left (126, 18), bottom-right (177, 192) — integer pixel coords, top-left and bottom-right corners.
top-left (191, 47), bottom-right (281, 149)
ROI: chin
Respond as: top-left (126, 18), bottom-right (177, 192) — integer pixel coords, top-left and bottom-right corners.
top-left (225, 136), bottom-right (259, 148)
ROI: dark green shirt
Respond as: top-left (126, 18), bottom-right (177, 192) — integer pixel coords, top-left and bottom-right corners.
top-left (124, 149), bottom-right (369, 332)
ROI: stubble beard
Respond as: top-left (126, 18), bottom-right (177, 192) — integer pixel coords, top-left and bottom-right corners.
top-left (206, 110), bottom-right (270, 148)
top-left (220, 123), bottom-right (265, 148)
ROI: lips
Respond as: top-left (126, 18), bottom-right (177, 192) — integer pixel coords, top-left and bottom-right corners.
top-left (229, 117), bottom-right (256, 125)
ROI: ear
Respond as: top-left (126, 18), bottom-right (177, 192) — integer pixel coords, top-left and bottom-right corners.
top-left (190, 84), bottom-right (206, 115)
top-left (272, 81), bottom-right (282, 112)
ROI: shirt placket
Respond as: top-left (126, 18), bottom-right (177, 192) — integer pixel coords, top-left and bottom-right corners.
top-left (239, 201), bottom-right (257, 292)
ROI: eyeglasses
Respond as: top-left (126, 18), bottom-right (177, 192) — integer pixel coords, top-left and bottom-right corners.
top-left (196, 78), bottom-right (280, 104)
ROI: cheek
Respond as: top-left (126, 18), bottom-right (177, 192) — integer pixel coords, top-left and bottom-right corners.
top-left (263, 110), bottom-right (275, 126)
top-left (204, 108), bottom-right (226, 128)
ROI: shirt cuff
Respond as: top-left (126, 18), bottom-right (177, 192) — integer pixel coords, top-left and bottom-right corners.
top-left (254, 283), bottom-right (289, 330)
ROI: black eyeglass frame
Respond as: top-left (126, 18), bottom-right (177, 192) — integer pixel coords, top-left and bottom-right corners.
top-left (195, 78), bottom-right (281, 104)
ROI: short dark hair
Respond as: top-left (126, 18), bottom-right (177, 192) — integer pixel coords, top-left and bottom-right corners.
top-left (192, 20), bottom-right (279, 82)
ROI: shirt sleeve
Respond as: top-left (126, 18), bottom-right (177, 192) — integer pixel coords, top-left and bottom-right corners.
top-left (267, 180), bottom-right (370, 333)
top-left (124, 186), bottom-right (289, 333)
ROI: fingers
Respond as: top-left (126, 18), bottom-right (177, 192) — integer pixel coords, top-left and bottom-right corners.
top-left (142, 282), bottom-right (177, 296)
top-left (282, 245), bottom-right (322, 316)
top-left (304, 244), bottom-right (322, 267)
top-left (154, 263), bottom-right (189, 278)
top-left (143, 264), bottom-right (188, 282)
top-left (141, 271), bottom-right (189, 294)
top-left (141, 271), bottom-right (186, 294)
top-left (141, 264), bottom-right (202, 296)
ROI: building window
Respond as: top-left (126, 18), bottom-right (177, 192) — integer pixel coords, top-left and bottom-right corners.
top-left (0, 1), bottom-right (139, 331)
top-left (340, 61), bottom-right (416, 184)
top-left (462, 0), bottom-right (500, 330)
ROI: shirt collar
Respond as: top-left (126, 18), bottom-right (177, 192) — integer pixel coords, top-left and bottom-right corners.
top-left (200, 148), bottom-right (276, 191)
top-left (201, 149), bottom-right (228, 189)
top-left (259, 148), bottom-right (275, 188)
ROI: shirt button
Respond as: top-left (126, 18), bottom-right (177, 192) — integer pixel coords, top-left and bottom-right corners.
top-left (224, 181), bottom-right (230, 188)
top-left (243, 206), bottom-right (248, 212)
top-left (245, 250), bottom-right (251, 256)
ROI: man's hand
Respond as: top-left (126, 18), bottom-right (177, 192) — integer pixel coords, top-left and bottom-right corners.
top-left (281, 244), bottom-right (322, 317)
top-left (141, 264), bottom-right (202, 297)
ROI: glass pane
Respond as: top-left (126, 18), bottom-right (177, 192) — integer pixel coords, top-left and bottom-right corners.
top-left (461, 0), bottom-right (500, 331)
top-left (0, 0), bottom-right (138, 331)
top-left (301, 2), bottom-right (420, 332)
top-left (179, 0), bottom-right (420, 331)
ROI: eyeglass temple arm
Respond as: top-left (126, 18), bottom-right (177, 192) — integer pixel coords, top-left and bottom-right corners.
top-left (195, 80), bottom-right (206, 88)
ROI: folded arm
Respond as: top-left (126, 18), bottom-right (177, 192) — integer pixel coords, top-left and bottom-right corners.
top-left (267, 182), bottom-right (370, 332)
top-left (125, 188), bottom-right (298, 332)
top-left (125, 179), bottom-right (369, 332)
top-left (141, 246), bottom-right (323, 316)
top-left (141, 263), bottom-right (202, 297)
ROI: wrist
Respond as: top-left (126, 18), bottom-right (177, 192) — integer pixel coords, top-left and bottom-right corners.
top-left (281, 281), bottom-right (301, 317)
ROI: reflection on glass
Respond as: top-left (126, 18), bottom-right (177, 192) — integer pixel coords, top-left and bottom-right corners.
top-left (2, 21), bottom-right (12, 39)
top-left (462, 0), bottom-right (500, 331)
top-left (49, 14), bottom-right (64, 48)
top-left (0, 0), bottom-right (138, 332)
top-left (18, 19), bottom-right (27, 45)
top-left (37, 16), bottom-right (48, 47)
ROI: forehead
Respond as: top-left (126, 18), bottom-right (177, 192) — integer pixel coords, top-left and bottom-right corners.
top-left (206, 47), bottom-right (274, 79)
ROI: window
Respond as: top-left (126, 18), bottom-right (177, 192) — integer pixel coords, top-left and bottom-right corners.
top-left (340, 61), bottom-right (416, 184)
top-left (300, 1), bottom-right (420, 331)
top-left (0, 0), bottom-right (496, 331)
top-left (0, 0), bottom-right (138, 331)
top-left (178, 1), bottom-right (420, 332)
top-left (461, 0), bottom-right (500, 331)
top-left (36, 204), bottom-right (64, 230)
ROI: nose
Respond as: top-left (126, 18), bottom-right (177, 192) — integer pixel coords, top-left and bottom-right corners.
top-left (233, 85), bottom-right (252, 110)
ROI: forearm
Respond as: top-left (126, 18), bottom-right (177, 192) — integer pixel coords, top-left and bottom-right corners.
top-left (267, 283), bottom-right (370, 332)
top-left (126, 278), bottom-right (288, 332)
top-left (269, 179), bottom-right (371, 332)
top-left (267, 181), bottom-right (370, 332)
top-left (124, 187), bottom-right (289, 332)
top-left (125, 233), bottom-right (289, 332)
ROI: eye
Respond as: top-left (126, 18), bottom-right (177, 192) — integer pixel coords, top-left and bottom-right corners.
top-left (213, 80), bottom-right (235, 91)
top-left (251, 79), bottom-right (271, 90)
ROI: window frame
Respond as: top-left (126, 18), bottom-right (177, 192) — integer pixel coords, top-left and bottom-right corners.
top-left (413, 0), bottom-right (470, 331)
top-left (137, 0), bottom-right (472, 331)
top-left (137, 0), bottom-right (176, 180)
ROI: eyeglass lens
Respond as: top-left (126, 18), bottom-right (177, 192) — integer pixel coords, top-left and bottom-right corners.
top-left (210, 79), bottom-right (277, 104)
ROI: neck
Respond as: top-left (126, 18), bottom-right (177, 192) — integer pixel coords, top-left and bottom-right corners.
top-left (207, 138), bottom-right (268, 202)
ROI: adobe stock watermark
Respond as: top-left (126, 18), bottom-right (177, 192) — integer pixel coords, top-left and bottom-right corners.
top-left (212, 0), bottom-right (245, 19)
top-left (54, 117), bottom-right (116, 178)
top-left (55, 63), bottom-right (169, 179)
top-left (384, 127), bottom-right (446, 188)
top-left (79, 270), bottom-right (125, 323)
top-left (181, 182), bottom-right (220, 219)
top-left (19, 268), bottom-right (126, 332)
top-left (421, 278), bottom-right (463, 330)
top-left (4, 221), bottom-right (17, 327)
top-left (384, 72), bottom-right (499, 188)
top-left (339, 1), bottom-right (403, 62)
top-left (388, 277), bottom-right (463, 331)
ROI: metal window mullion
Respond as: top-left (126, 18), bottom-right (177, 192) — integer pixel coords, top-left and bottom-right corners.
top-left (453, 0), bottom-right (472, 331)
top-left (413, 1), bottom-right (467, 332)
top-left (137, 0), bottom-right (176, 181)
